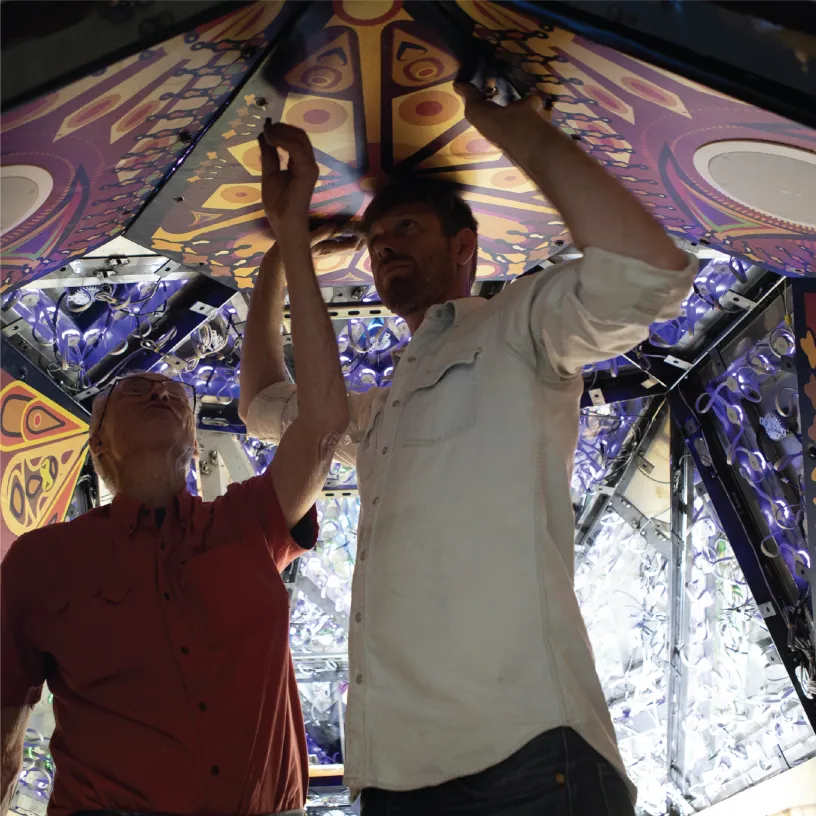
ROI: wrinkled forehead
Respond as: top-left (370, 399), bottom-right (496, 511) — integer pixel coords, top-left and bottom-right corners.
top-left (366, 202), bottom-right (440, 238)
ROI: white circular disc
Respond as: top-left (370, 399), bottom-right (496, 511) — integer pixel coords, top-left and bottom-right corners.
top-left (0, 165), bottom-right (55, 237)
top-left (693, 141), bottom-right (816, 228)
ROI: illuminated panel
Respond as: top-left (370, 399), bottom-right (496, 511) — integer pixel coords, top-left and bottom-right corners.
top-left (679, 495), bottom-right (816, 806)
top-left (574, 508), bottom-right (671, 812)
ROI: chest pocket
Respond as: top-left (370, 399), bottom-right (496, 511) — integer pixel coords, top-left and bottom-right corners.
top-left (401, 344), bottom-right (481, 446)
top-left (40, 577), bottom-right (140, 688)
top-left (183, 540), bottom-right (287, 649)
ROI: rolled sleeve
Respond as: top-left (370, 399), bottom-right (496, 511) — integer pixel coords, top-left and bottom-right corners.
top-left (504, 248), bottom-right (698, 379)
top-left (245, 382), bottom-right (386, 469)
top-left (245, 382), bottom-right (298, 445)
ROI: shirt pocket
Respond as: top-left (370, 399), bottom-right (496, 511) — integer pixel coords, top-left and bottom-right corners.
top-left (400, 343), bottom-right (482, 447)
top-left (182, 540), bottom-right (287, 650)
top-left (42, 579), bottom-right (139, 687)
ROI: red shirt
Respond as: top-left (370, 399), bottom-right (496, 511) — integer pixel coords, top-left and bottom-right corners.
top-left (1, 471), bottom-right (317, 816)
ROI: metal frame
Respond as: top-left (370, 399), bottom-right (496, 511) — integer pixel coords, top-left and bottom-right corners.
top-left (665, 421), bottom-right (694, 803)
top-left (0, 335), bottom-right (90, 421)
top-left (79, 275), bottom-right (238, 403)
top-left (792, 278), bottom-right (816, 621)
top-left (666, 386), bottom-right (816, 727)
top-left (508, 1), bottom-right (816, 131)
top-left (574, 397), bottom-right (667, 554)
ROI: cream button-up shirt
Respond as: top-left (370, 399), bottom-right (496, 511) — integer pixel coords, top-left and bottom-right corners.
top-left (247, 248), bottom-right (698, 802)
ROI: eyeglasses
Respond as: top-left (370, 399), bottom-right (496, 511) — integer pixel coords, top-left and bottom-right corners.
top-left (96, 376), bottom-right (197, 433)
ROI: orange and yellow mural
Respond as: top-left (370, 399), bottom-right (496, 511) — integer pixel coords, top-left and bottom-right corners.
top-left (0, 372), bottom-right (89, 558)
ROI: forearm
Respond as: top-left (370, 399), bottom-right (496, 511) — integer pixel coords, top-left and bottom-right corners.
top-left (238, 245), bottom-right (287, 422)
top-left (509, 122), bottom-right (687, 271)
top-left (278, 228), bottom-right (349, 435)
top-left (1, 760), bottom-right (21, 815)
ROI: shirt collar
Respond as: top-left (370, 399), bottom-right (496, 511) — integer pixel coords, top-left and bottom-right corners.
top-left (424, 297), bottom-right (486, 328)
top-left (111, 489), bottom-right (194, 536)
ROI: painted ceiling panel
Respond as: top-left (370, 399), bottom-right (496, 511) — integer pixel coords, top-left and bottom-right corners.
top-left (125, 0), bottom-right (816, 289)
top-left (0, 2), bottom-right (293, 294)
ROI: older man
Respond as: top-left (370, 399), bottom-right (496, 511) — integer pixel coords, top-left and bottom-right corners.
top-left (241, 87), bottom-right (698, 815)
top-left (0, 120), bottom-right (348, 816)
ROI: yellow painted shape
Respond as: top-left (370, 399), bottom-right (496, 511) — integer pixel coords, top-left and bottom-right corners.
top-left (391, 83), bottom-right (464, 163)
top-left (282, 94), bottom-right (357, 164)
top-left (202, 183), bottom-right (262, 210)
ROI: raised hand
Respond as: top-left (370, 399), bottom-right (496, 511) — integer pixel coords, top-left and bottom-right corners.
top-left (453, 82), bottom-right (552, 164)
top-left (258, 120), bottom-right (319, 236)
top-left (309, 223), bottom-right (365, 258)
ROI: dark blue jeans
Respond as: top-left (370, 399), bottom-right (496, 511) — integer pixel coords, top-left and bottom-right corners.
top-left (360, 728), bottom-right (635, 816)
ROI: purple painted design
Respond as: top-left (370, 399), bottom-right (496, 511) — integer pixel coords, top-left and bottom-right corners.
top-left (0, 2), bottom-right (291, 293)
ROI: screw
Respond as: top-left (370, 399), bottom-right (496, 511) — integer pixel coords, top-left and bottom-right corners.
top-left (241, 44), bottom-right (258, 59)
top-left (554, 240), bottom-right (565, 247)
top-left (255, 96), bottom-right (268, 108)
top-left (178, 130), bottom-right (192, 145)
top-left (571, 134), bottom-right (582, 141)
top-left (174, 196), bottom-right (184, 203)
top-left (200, 462), bottom-right (211, 475)
top-left (809, 445), bottom-right (816, 460)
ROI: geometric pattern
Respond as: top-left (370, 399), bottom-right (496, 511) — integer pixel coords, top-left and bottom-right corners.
top-left (458, 1), bottom-right (816, 278)
top-left (0, 371), bottom-right (89, 559)
top-left (0, 2), bottom-right (292, 294)
top-left (129, 0), bottom-right (816, 287)
top-left (128, 0), bottom-right (566, 288)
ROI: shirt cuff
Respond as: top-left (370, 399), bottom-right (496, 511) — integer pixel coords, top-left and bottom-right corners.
top-left (289, 506), bottom-right (318, 551)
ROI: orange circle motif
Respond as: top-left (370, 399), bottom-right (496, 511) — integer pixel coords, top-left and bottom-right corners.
top-left (398, 90), bottom-right (459, 127)
top-left (287, 99), bottom-right (348, 134)
top-left (221, 185), bottom-right (261, 205)
top-left (334, 0), bottom-right (403, 26)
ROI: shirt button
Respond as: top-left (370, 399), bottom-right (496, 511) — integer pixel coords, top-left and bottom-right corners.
top-left (381, 446), bottom-right (388, 455)
top-left (392, 399), bottom-right (400, 408)
top-left (355, 674), bottom-right (364, 684)
top-left (555, 773), bottom-right (566, 785)
top-left (199, 702), bottom-right (208, 712)
top-left (372, 496), bottom-right (380, 506)
top-left (211, 765), bottom-right (220, 777)
top-left (180, 646), bottom-right (189, 655)
top-left (355, 612), bottom-right (362, 623)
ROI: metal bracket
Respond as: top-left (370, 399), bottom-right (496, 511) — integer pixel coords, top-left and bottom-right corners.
top-left (664, 355), bottom-right (692, 371)
top-left (75, 385), bottom-right (102, 401)
top-left (720, 289), bottom-right (757, 310)
top-left (759, 602), bottom-right (776, 619)
top-left (190, 301), bottom-right (218, 317)
top-left (1, 319), bottom-right (25, 338)
top-left (588, 388), bottom-right (605, 406)
top-left (607, 494), bottom-right (671, 559)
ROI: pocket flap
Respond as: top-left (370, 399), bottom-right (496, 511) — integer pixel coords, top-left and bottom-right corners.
top-left (410, 345), bottom-right (482, 392)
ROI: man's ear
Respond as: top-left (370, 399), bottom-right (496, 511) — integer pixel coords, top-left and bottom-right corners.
top-left (455, 228), bottom-right (477, 268)
top-left (89, 431), bottom-right (105, 457)
top-left (192, 438), bottom-right (200, 461)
